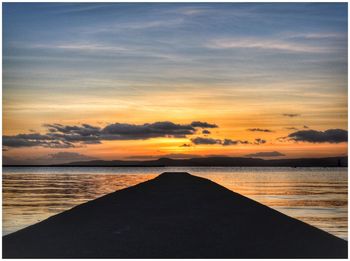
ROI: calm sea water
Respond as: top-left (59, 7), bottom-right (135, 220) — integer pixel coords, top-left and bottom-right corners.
top-left (2, 167), bottom-right (348, 240)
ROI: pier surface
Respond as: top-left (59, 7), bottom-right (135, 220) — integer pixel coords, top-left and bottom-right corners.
top-left (3, 172), bottom-right (347, 258)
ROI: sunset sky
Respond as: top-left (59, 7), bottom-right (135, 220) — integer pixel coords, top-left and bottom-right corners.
top-left (3, 3), bottom-right (348, 164)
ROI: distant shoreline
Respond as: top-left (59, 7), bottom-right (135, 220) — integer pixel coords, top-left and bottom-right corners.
top-left (3, 165), bottom-right (166, 168)
top-left (3, 156), bottom-right (347, 168)
top-left (2, 165), bottom-right (348, 168)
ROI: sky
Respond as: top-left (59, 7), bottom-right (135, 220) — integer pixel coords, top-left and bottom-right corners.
top-left (2, 3), bottom-right (348, 164)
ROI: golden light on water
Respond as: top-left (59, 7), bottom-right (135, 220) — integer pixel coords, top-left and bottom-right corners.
top-left (3, 168), bottom-right (347, 239)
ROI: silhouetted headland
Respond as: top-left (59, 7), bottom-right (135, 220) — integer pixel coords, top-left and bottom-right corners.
top-left (3, 156), bottom-right (348, 167)
top-left (3, 172), bottom-right (347, 258)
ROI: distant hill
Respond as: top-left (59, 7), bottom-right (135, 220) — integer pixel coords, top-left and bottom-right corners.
top-left (4, 156), bottom-right (347, 167)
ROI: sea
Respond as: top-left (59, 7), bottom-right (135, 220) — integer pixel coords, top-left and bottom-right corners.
top-left (2, 166), bottom-right (348, 240)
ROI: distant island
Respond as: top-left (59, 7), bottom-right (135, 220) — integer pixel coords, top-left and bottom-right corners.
top-left (4, 156), bottom-right (347, 167)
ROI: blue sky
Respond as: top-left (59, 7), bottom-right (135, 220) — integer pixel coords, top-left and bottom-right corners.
top-left (3, 3), bottom-right (348, 163)
top-left (4, 3), bottom-right (347, 90)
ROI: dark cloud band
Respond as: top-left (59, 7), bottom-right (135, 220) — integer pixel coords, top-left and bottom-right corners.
top-left (287, 129), bottom-right (347, 143)
top-left (190, 121), bottom-right (218, 128)
top-left (191, 137), bottom-right (249, 146)
top-left (3, 120), bottom-right (218, 148)
top-left (247, 128), bottom-right (273, 132)
top-left (282, 113), bottom-right (300, 117)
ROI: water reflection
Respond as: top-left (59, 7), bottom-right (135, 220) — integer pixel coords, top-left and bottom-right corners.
top-left (2, 167), bottom-right (347, 240)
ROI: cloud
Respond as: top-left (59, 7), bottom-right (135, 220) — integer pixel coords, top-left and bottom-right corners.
top-left (102, 121), bottom-right (196, 140)
top-left (191, 137), bottom-right (248, 146)
top-left (180, 143), bottom-right (192, 147)
top-left (170, 6), bottom-right (211, 16)
top-left (3, 134), bottom-right (74, 148)
top-left (3, 120), bottom-right (219, 149)
top-left (285, 127), bottom-right (298, 130)
top-left (81, 140), bottom-right (102, 144)
top-left (254, 138), bottom-right (266, 145)
top-left (45, 123), bottom-right (101, 135)
top-left (287, 32), bottom-right (345, 40)
top-left (247, 128), bottom-right (273, 133)
top-left (303, 125), bottom-right (309, 129)
top-left (202, 129), bottom-right (211, 135)
top-left (190, 121), bottom-right (218, 128)
top-left (53, 4), bottom-right (114, 14)
top-left (282, 113), bottom-right (300, 118)
top-left (191, 137), bottom-right (221, 145)
top-left (222, 139), bottom-right (239, 146)
top-left (32, 43), bottom-right (129, 53)
top-left (245, 151), bottom-right (286, 158)
top-left (207, 38), bottom-right (329, 53)
top-left (287, 129), bottom-right (347, 143)
top-left (80, 17), bottom-right (184, 34)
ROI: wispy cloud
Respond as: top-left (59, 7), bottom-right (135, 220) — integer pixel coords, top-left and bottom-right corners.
top-left (207, 37), bottom-right (333, 53)
top-left (82, 18), bottom-right (184, 35)
top-left (282, 113), bottom-right (300, 118)
top-left (286, 32), bottom-right (346, 40)
top-left (20, 41), bottom-right (190, 63)
top-left (51, 3), bottom-right (117, 14)
top-left (169, 6), bottom-right (211, 16)
top-left (29, 43), bottom-right (129, 53)
top-left (247, 128), bottom-right (274, 133)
